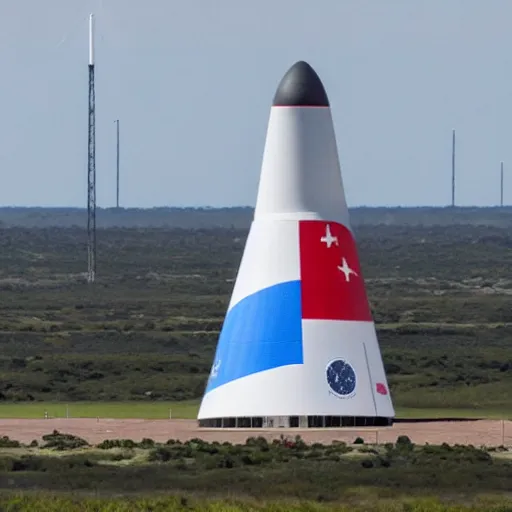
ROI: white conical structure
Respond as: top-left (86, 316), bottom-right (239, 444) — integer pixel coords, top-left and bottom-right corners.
top-left (198, 61), bottom-right (394, 428)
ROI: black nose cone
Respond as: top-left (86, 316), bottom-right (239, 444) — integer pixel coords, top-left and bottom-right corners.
top-left (272, 61), bottom-right (329, 107)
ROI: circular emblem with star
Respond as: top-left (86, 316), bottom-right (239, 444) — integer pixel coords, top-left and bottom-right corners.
top-left (326, 358), bottom-right (356, 398)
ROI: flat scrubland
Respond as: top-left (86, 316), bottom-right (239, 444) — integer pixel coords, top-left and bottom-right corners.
top-left (0, 430), bottom-right (511, 511)
top-left (0, 207), bottom-right (512, 508)
top-left (1, 218), bottom-right (511, 414)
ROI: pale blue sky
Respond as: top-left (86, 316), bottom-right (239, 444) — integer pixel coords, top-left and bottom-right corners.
top-left (1, 0), bottom-right (511, 208)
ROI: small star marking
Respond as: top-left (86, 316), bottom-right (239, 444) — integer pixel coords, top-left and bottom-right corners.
top-left (338, 257), bottom-right (358, 282)
top-left (320, 224), bottom-right (338, 248)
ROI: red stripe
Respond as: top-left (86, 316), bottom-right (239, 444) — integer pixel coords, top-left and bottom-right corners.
top-left (272, 106), bottom-right (330, 108)
top-left (299, 220), bottom-right (372, 321)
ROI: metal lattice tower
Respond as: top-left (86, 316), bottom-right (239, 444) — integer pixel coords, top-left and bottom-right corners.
top-left (87, 14), bottom-right (96, 283)
top-left (501, 161), bottom-right (504, 207)
top-left (116, 119), bottom-right (120, 208)
top-left (451, 129), bottom-right (456, 207)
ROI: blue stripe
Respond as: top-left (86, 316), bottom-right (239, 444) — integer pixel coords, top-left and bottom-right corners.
top-left (205, 280), bottom-right (303, 393)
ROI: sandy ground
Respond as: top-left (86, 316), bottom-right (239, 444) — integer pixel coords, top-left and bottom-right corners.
top-left (0, 418), bottom-right (511, 447)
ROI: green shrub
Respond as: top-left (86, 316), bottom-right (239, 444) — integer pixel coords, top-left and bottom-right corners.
top-left (97, 439), bottom-right (136, 449)
top-left (396, 435), bottom-right (414, 447)
top-left (0, 435), bottom-right (21, 448)
top-left (41, 431), bottom-right (89, 451)
top-left (138, 438), bottom-right (155, 449)
top-left (148, 446), bottom-right (173, 462)
top-left (246, 436), bottom-right (270, 451)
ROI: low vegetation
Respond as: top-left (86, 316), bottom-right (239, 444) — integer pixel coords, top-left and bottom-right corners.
top-left (0, 431), bottom-right (511, 509)
top-left (2, 496), bottom-right (512, 512)
top-left (1, 207), bottom-right (512, 508)
top-left (1, 214), bottom-right (512, 414)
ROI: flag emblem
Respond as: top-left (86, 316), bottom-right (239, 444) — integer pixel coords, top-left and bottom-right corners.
top-left (376, 383), bottom-right (388, 395)
top-left (326, 358), bottom-right (357, 398)
top-left (299, 220), bottom-right (372, 321)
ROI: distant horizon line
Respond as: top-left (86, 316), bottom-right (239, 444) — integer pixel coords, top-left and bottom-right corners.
top-left (0, 205), bottom-right (510, 210)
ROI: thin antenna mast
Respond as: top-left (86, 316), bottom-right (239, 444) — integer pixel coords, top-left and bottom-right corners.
top-left (451, 129), bottom-right (456, 207)
top-left (115, 120), bottom-right (120, 208)
top-left (501, 161), bottom-right (504, 207)
top-left (87, 13), bottom-right (97, 283)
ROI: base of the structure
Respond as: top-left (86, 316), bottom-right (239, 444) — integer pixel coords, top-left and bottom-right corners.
top-left (198, 416), bottom-right (394, 428)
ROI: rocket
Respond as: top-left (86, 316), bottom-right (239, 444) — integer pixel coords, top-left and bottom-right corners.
top-left (198, 61), bottom-right (394, 428)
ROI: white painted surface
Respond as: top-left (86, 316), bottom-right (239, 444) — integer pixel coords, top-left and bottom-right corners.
top-left (198, 320), bottom-right (395, 419)
top-left (198, 94), bottom-right (394, 421)
top-left (254, 106), bottom-right (350, 228)
top-left (228, 219), bottom-right (300, 310)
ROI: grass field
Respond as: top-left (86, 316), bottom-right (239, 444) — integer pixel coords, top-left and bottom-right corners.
top-left (2, 494), bottom-right (512, 512)
top-left (1, 401), bottom-right (511, 420)
top-left (394, 407), bottom-right (512, 420)
top-left (0, 401), bottom-right (200, 419)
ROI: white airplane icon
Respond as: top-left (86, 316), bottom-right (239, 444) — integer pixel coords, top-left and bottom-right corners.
top-left (338, 257), bottom-right (358, 282)
top-left (320, 224), bottom-right (338, 248)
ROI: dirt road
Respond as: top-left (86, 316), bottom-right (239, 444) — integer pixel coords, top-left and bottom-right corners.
top-left (0, 418), bottom-right (510, 446)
